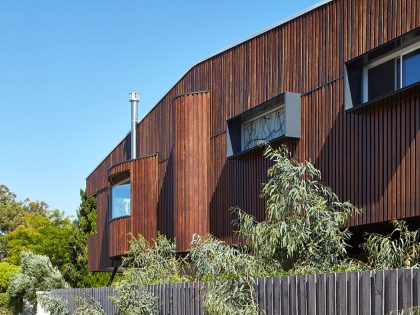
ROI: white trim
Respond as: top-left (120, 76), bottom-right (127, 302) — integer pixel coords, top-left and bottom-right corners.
top-left (363, 42), bottom-right (420, 102)
top-left (87, 0), bottom-right (333, 178)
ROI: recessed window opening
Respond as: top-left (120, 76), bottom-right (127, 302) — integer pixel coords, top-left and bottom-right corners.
top-left (241, 105), bottom-right (286, 151)
top-left (111, 177), bottom-right (131, 219)
top-left (226, 92), bottom-right (300, 157)
top-left (363, 43), bottom-right (420, 102)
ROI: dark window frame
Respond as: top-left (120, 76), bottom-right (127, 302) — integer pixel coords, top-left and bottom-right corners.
top-left (344, 27), bottom-right (420, 112)
top-left (363, 43), bottom-right (420, 103)
top-left (226, 92), bottom-right (301, 158)
top-left (109, 174), bottom-right (131, 220)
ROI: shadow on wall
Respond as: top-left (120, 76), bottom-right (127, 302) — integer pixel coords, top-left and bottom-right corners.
top-left (157, 151), bottom-right (175, 240)
top-left (314, 86), bottom-right (420, 225)
top-left (100, 192), bottom-right (114, 270)
top-left (208, 139), bottom-right (297, 242)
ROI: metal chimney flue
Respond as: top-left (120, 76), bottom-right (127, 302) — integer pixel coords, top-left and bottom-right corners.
top-left (129, 91), bottom-right (139, 160)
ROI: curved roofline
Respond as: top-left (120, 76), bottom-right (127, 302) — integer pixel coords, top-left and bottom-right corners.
top-left (86, 0), bottom-right (333, 179)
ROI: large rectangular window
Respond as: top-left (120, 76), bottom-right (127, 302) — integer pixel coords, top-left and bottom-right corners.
top-left (344, 28), bottom-right (420, 111)
top-left (363, 43), bottom-right (420, 102)
top-left (111, 179), bottom-right (131, 219)
top-left (402, 48), bottom-right (420, 87)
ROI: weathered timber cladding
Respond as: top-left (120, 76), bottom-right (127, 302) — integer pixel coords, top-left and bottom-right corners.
top-left (131, 155), bottom-right (159, 241)
top-left (49, 269), bottom-right (420, 315)
top-left (173, 92), bottom-right (210, 251)
top-left (87, 0), bottom-right (420, 271)
top-left (88, 190), bottom-right (114, 271)
top-left (107, 161), bottom-right (132, 258)
top-left (108, 217), bottom-right (130, 258)
top-left (88, 156), bottom-right (159, 270)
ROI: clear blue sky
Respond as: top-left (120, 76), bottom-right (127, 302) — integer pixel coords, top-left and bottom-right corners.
top-left (0, 0), bottom-right (320, 218)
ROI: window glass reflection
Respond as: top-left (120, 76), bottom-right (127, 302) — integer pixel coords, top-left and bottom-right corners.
top-left (111, 182), bottom-right (130, 218)
top-left (402, 48), bottom-right (420, 87)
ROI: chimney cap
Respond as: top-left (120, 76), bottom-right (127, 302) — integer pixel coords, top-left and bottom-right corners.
top-left (129, 91), bottom-right (139, 102)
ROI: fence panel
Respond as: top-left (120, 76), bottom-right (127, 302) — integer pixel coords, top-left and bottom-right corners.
top-left (359, 271), bottom-right (371, 314)
top-left (414, 269), bottom-right (420, 309)
top-left (272, 276), bottom-right (280, 314)
top-left (46, 268), bottom-right (420, 315)
top-left (373, 269), bottom-right (384, 315)
top-left (385, 269), bottom-right (398, 314)
top-left (306, 274), bottom-right (316, 315)
top-left (315, 273), bottom-right (326, 314)
top-left (335, 272), bottom-right (346, 315)
top-left (326, 272), bottom-right (335, 315)
top-left (399, 269), bottom-right (413, 311)
top-left (282, 275), bottom-right (291, 315)
top-left (288, 275), bottom-right (297, 315)
top-left (347, 272), bottom-right (358, 315)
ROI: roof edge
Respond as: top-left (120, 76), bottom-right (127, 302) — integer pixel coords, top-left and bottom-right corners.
top-left (86, 0), bottom-right (333, 179)
top-left (195, 0), bottom-right (333, 66)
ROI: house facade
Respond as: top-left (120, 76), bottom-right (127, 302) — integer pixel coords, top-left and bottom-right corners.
top-left (87, 0), bottom-right (420, 272)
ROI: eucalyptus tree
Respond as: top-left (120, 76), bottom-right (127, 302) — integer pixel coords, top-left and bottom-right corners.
top-left (111, 234), bottom-right (189, 315)
top-left (362, 220), bottom-right (420, 269)
top-left (189, 234), bottom-right (271, 315)
top-left (233, 143), bottom-right (360, 272)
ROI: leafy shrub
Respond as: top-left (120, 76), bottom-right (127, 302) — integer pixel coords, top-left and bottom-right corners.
top-left (122, 233), bottom-right (189, 284)
top-left (7, 251), bottom-right (68, 313)
top-left (73, 294), bottom-right (105, 315)
top-left (38, 293), bottom-right (69, 315)
top-left (362, 220), bottom-right (420, 269)
top-left (0, 293), bottom-right (12, 315)
top-left (290, 259), bottom-right (367, 275)
top-left (233, 144), bottom-right (360, 272)
top-left (79, 272), bottom-right (111, 288)
top-left (111, 234), bottom-right (189, 315)
top-left (111, 283), bottom-right (158, 315)
top-left (0, 262), bottom-right (19, 293)
top-left (189, 234), bottom-right (266, 315)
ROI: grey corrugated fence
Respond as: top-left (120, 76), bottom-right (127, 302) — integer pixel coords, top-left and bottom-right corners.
top-left (47, 269), bottom-right (420, 314)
